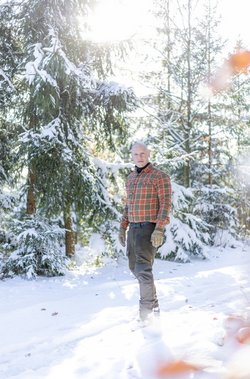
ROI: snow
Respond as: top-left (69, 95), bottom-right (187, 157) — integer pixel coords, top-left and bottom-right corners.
top-left (25, 43), bottom-right (57, 87)
top-left (0, 68), bottom-right (15, 90)
top-left (1, 242), bottom-right (250, 379)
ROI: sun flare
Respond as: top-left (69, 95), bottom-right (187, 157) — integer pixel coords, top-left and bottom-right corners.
top-left (81, 0), bottom-right (153, 43)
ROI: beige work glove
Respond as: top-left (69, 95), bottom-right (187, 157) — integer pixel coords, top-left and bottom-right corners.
top-left (118, 227), bottom-right (126, 247)
top-left (151, 230), bottom-right (164, 248)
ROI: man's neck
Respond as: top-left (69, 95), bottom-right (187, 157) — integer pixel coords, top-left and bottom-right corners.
top-left (135, 162), bottom-right (150, 173)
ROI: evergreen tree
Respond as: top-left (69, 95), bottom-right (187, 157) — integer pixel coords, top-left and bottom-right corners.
top-left (0, 2), bottom-right (19, 246)
top-left (1, 0), bottom-right (137, 276)
top-left (219, 42), bottom-right (250, 238)
top-left (1, 215), bottom-right (67, 278)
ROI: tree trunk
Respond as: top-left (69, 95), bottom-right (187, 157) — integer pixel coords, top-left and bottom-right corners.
top-left (64, 204), bottom-right (75, 257)
top-left (184, 0), bottom-right (192, 189)
top-left (26, 167), bottom-right (36, 215)
top-left (183, 159), bottom-right (190, 188)
top-left (166, 0), bottom-right (171, 110)
top-left (207, 2), bottom-right (213, 187)
top-left (208, 100), bottom-right (213, 186)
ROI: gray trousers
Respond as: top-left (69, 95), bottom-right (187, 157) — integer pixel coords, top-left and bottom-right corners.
top-left (127, 222), bottom-right (158, 320)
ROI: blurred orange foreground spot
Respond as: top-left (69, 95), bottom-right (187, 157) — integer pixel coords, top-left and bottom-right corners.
top-left (236, 327), bottom-right (250, 344)
top-left (228, 50), bottom-right (250, 74)
top-left (155, 359), bottom-right (202, 377)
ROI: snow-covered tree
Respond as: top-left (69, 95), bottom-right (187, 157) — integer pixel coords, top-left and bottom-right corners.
top-left (1, 215), bottom-right (67, 278)
top-left (17, 1), bottom-right (135, 244)
top-left (0, 2), bottom-right (19, 249)
top-left (0, 0), bottom-right (137, 277)
top-left (159, 182), bottom-right (211, 262)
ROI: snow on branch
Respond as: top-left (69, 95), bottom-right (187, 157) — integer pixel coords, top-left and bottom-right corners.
top-left (25, 43), bottom-right (57, 86)
top-left (20, 117), bottom-right (61, 144)
top-left (0, 190), bottom-right (15, 210)
top-left (25, 28), bottom-right (92, 90)
top-left (0, 68), bottom-right (15, 90)
top-left (95, 81), bottom-right (137, 111)
top-left (93, 157), bottom-right (132, 176)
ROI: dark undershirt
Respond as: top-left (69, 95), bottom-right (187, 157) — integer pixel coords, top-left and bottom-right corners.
top-left (135, 162), bottom-right (150, 174)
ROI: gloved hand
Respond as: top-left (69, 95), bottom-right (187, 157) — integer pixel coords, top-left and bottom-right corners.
top-left (118, 227), bottom-right (126, 247)
top-left (151, 230), bottom-right (164, 248)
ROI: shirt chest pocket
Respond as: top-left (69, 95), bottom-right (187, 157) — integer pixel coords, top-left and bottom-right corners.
top-left (135, 177), bottom-right (155, 191)
top-left (127, 176), bottom-right (156, 195)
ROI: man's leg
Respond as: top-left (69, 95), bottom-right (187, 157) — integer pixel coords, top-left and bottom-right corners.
top-left (128, 223), bottom-right (158, 320)
top-left (127, 227), bottom-right (136, 275)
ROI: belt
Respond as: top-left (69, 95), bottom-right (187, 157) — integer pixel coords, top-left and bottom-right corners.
top-left (129, 222), bottom-right (156, 228)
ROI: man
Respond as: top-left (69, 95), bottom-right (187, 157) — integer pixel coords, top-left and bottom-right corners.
top-left (119, 142), bottom-right (172, 322)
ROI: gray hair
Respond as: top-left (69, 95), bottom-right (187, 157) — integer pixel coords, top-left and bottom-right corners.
top-left (131, 141), bottom-right (150, 152)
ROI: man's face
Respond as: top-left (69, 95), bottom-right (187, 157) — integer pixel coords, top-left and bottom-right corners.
top-left (131, 145), bottom-right (150, 167)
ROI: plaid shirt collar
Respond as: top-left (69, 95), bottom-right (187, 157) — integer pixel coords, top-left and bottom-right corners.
top-left (134, 162), bottom-right (153, 174)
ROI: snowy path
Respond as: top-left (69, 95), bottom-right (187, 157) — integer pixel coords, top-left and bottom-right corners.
top-left (1, 244), bottom-right (250, 379)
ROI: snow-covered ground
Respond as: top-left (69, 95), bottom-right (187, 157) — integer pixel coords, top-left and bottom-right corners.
top-left (1, 241), bottom-right (250, 379)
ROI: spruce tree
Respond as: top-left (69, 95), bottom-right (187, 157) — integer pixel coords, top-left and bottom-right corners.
top-left (1, 0), bottom-right (136, 276)
top-left (0, 2), bottom-right (19, 246)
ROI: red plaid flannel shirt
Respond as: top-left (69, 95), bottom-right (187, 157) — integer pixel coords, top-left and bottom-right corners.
top-left (120, 163), bottom-right (172, 231)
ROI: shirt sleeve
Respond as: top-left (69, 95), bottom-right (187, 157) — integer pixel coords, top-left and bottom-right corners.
top-left (155, 173), bottom-right (172, 231)
top-left (120, 204), bottom-right (129, 230)
top-left (120, 183), bottom-right (129, 232)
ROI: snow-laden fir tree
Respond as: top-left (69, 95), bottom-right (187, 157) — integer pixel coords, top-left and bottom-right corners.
top-left (1, 0), bottom-right (137, 277)
top-left (220, 41), bottom-right (250, 236)
top-left (1, 216), bottom-right (67, 279)
top-left (0, 3), bottom-right (18, 256)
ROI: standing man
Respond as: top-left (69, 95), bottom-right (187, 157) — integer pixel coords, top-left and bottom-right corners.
top-left (119, 142), bottom-right (172, 322)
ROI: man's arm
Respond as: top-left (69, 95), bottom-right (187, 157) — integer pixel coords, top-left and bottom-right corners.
top-left (155, 173), bottom-right (172, 231)
top-left (119, 202), bottom-right (129, 247)
top-left (151, 172), bottom-right (171, 248)
top-left (120, 203), bottom-right (129, 230)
